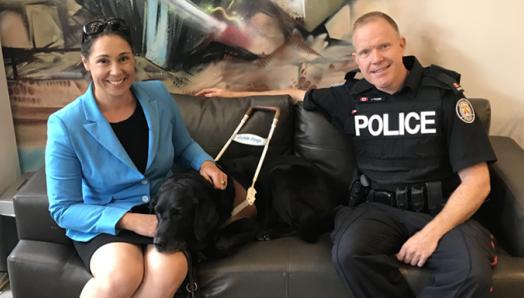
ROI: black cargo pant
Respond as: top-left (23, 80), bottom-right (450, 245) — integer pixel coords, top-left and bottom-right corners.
top-left (331, 202), bottom-right (496, 298)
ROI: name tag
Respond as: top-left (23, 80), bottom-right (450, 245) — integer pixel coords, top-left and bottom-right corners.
top-left (234, 133), bottom-right (267, 146)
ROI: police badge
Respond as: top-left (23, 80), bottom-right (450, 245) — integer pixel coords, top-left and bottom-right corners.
top-left (456, 98), bottom-right (475, 124)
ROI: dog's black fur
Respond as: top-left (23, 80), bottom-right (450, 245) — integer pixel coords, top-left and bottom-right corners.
top-left (153, 170), bottom-right (257, 262)
top-left (258, 156), bottom-right (345, 242)
top-left (220, 155), bottom-right (346, 243)
top-left (153, 154), bottom-right (345, 263)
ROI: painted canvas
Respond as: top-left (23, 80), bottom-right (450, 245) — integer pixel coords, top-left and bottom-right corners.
top-left (0, 0), bottom-right (356, 172)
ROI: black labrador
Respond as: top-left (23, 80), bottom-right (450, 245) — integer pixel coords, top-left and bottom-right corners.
top-left (153, 170), bottom-right (257, 262)
top-left (220, 155), bottom-right (346, 243)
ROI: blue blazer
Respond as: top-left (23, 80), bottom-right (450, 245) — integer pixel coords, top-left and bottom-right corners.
top-left (45, 80), bottom-right (211, 241)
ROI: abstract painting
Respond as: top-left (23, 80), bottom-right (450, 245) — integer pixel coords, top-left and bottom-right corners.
top-left (0, 0), bottom-right (356, 172)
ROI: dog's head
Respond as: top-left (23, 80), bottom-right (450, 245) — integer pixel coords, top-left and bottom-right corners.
top-left (153, 171), bottom-right (221, 252)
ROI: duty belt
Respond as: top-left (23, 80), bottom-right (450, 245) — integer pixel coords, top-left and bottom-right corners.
top-left (357, 177), bottom-right (446, 214)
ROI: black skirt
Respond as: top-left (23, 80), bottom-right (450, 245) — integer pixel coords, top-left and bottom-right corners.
top-left (73, 204), bottom-right (154, 271)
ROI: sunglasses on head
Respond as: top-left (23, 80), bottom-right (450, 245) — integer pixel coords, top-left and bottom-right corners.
top-left (81, 17), bottom-right (130, 43)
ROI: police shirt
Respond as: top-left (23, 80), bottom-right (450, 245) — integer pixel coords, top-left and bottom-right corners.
top-left (303, 56), bottom-right (496, 186)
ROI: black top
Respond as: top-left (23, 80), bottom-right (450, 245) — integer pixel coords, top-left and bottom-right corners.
top-left (303, 56), bottom-right (496, 185)
top-left (111, 101), bottom-right (149, 174)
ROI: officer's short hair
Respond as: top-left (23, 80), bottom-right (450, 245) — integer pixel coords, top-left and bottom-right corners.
top-left (352, 11), bottom-right (400, 35)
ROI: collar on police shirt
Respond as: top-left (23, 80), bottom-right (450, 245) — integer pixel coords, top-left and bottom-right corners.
top-left (346, 56), bottom-right (425, 97)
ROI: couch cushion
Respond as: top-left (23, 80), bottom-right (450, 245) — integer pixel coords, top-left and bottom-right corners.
top-left (197, 236), bottom-right (524, 298)
top-left (9, 237), bottom-right (524, 298)
top-left (198, 236), bottom-right (350, 298)
top-left (173, 94), bottom-right (294, 160)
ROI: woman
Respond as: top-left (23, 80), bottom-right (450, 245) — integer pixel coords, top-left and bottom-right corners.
top-left (45, 17), bottom-right (228, 298)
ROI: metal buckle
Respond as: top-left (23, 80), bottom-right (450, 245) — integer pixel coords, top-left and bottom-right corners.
top-left (372, 190), bottom-right (394, 206)
top-left (186, 281), bottom-right (198, 293)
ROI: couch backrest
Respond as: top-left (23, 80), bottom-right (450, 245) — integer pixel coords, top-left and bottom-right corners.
top-left (173, 94), bottom-right (295, 160)
top-left (174, 95), bottom-right (491, 188)
top-left (294, 105), bottom-right (356, 186)
top-left (174, 93), bottom-right (356, 186)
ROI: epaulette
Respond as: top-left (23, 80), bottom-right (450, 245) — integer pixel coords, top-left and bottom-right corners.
top-left (428, 64), bottom-right (461, 82)
top-left (344, 69), bottom-right (360, 82)
top-left (343, 68), bottom-right (376, 94)
top-left (424, 64), bottom-right (464, 96)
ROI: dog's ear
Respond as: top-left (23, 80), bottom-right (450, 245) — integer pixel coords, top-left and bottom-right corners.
top-left (194, 196), bottom-right (220, 241)
top-left (151, 191), bottom-right (160, 210)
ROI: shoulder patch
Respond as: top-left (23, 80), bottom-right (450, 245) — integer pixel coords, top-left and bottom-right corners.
top-left (455, 98), bottom-right (475, 124)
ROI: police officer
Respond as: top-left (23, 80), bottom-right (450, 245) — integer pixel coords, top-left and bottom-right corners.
top-left (197, 11), bottom-right (497, 297)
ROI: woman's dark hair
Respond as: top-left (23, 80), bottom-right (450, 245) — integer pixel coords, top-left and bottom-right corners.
top-left (80, 17), bottom-right (133, 57)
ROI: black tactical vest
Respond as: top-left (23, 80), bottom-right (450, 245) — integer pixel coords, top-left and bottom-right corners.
top-left (345, 66), bottom-right (464, 186)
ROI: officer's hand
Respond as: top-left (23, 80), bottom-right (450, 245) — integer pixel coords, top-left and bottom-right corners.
top-left (195, 88), bottom-right (236, 98)
top-left (396, 230), bottom-right (439, 267)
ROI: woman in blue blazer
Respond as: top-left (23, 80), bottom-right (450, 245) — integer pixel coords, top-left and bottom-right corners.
top-left (45, 17), bottom-right (227, 298)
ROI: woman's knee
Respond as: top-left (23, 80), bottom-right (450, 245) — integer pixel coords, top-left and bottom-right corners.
top-left (146, 249), bottom-right (188, 289)
top-left (89, 243), bottom-right (144, 297)
top-left (97, 269), bottom-right (143, 297)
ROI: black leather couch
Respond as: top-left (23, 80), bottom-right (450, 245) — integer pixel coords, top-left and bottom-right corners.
top-left (8, 95), bottom-right (524, 298)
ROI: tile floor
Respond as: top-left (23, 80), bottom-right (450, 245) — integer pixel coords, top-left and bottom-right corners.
top-left (0, 273), bottom-right (11, 298)
top-left (0, 286), bottom-right (11, 298)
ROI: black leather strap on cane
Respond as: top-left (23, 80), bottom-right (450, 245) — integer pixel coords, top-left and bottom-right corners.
top-left (182, 249), bottom-right (199, 298)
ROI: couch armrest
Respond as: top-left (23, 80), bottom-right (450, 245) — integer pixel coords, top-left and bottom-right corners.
top-left (479, 136), bottom-right (524, 256)
top-left (470, 98), bottom-right (491, 134)
top-left (13, 167), bottom-right (70, 246)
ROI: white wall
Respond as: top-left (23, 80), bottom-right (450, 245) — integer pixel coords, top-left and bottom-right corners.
top-left (0, 39), bottom-right (21, 194)
top-left (353, 0), bottom-right (524, 147)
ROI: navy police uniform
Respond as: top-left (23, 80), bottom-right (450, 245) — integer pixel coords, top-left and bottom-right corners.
top-left (303, 56), bottom-right (497, 297)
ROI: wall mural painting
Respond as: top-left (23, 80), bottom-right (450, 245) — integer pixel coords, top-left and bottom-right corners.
top-left (0, 0), bottom-right (356, 172)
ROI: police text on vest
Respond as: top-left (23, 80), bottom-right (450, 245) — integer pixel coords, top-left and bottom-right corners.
top-left (354, 111), bottom-right (436, 136)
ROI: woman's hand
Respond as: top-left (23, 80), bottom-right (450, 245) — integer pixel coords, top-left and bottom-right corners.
top-left (117, 213), bottom-right (158, 237)
top-left (199, 160), bottom-right (228, 190)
